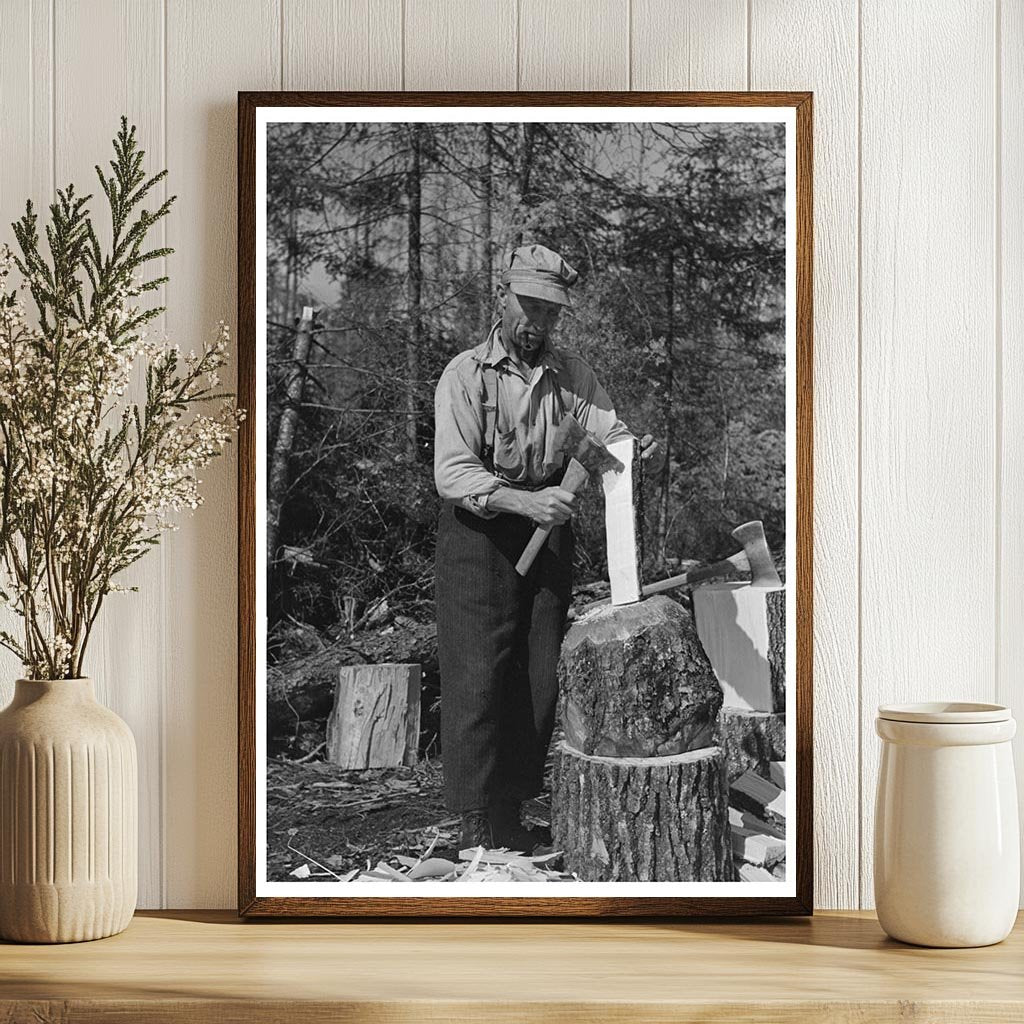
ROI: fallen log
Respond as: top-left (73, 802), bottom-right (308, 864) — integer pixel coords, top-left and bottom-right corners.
top-left (267, 619), bottom-right (438, 751)
top-left (552, 741), bottom-right (735, 882)
top-left (558, 596), bottom-right (721, 758)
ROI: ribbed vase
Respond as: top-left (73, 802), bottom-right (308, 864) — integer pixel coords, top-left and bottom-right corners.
top-left (0, 678), bottom-right (137, 943)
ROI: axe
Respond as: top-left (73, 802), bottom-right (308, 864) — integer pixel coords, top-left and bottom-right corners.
top-left (515, 415), bottom-right (623, 577)
top-left (582, 520), bottom-right (780, 612)
top-left (641, 521), bottom-right (781, 597)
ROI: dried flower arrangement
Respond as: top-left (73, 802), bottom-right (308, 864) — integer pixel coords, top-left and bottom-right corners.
top-left (0, 117), bottom-right (243, 679)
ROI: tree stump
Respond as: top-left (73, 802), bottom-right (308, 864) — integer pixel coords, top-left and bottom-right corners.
top-left (552, 742), bottom-right (735, 881)
top-left (326, 663), bottom-right (420, 769)
top-left (717, 706), bottom-right (786, 784)
top-left (693, 583), bottom-right (786, 712)
top-left (558, 596), bottom-right (721, 757)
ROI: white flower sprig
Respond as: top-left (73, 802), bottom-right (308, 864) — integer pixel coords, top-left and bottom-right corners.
top-left (0, 118), bottom-right (243, 679)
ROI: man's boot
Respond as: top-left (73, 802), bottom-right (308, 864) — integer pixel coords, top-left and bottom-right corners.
top-left (459, 808), bottom-right (492, 851)
top-left (488, 800), bottom-right (552, 854)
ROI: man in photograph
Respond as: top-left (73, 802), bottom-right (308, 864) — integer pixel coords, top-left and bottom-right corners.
top-left (433, 242), bottom-right (663, 853)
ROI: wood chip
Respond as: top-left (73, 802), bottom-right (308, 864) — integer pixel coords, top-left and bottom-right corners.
top-left (739, 862), bottom-right (777, 883)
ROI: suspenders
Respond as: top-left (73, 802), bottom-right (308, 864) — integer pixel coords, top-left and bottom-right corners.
top-left (479, 361), bottom-right (575, 475)
top-left (480, 364), bottom-right (499, 471)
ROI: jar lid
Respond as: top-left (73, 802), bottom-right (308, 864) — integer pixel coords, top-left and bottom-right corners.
top-left (877, 701), bottom-right (1011, 724)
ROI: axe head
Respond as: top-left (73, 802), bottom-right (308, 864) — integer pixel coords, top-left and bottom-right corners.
top-left (572, 433), bottom-right (624, 477)
top-left (552, 414), bottom-right (588, 459)
top-left (554, 414), bottom-right (624, 477)
top-left (730, 520), bottom-right (781, 589)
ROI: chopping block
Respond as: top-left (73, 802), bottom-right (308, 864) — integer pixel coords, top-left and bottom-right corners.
top-left (557, 596), bottom-right (721, 758)
top-left (552, 595), bottom-right (736, 882)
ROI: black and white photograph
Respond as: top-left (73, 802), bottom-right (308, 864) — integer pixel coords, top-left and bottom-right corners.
top-left (243, 97), bottom-right (809, 911)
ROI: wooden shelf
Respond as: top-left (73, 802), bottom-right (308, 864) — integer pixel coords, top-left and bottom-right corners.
top-left (2, 909), bottom-right (1022, 1022)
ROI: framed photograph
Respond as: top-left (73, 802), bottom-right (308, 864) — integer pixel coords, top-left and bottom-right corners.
top-left (238, 91), bottom-right (813, 917)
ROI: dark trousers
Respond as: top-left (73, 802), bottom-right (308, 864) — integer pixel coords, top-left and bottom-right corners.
top-left (434, 502), bottom-right (573, 812)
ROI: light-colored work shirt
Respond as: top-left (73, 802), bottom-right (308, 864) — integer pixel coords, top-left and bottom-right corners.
top-left (433, 321), bottom-right (634, 518)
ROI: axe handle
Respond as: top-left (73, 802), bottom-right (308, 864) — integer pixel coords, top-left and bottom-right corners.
top-left (640, 552), bottom-right (749, 597)
top-left (576, 552), bottom-right (750, 616)
top-left (514, 458), bottom-right (590, 577)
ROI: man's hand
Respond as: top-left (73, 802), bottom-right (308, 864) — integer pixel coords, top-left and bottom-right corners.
top-left (521, 486), bottom-right (579, 527)
top-left (638, 434), bottom-right (666, 475)
top-left (489, 485), bottom-right (578, 526)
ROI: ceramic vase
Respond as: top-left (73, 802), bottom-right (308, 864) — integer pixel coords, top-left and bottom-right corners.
top-left (0, 677), bottom-right (137, 943)
top-left (874, 701), bottom-right (1019, 947)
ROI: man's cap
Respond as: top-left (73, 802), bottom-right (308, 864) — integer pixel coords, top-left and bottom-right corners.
top-left (500, 243), bottom-right (578, 307)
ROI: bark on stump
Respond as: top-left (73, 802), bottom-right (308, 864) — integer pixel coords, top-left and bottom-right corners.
top-left (558, 596), bottom-right (721, 757)
top-left (717, 706), bottom-right (786, 784)
top-left (552, 741), bottom-right (736, 881)
top-left (765, 588), bottom-right (785, 713)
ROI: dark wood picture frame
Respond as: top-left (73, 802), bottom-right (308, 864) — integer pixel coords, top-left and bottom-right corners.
top-left (238, 90), bottom-right (813, 918)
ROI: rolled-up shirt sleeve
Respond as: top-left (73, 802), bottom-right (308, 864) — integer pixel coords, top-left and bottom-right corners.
top-left (433, 363), bottom-right (502, 517)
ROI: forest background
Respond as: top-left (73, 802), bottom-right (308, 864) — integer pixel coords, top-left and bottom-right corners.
top-left (265, 119), bottom-right (787, 758)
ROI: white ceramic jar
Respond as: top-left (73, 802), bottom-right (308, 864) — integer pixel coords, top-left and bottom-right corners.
top-left (874, 702), bottom-right (1019, 947)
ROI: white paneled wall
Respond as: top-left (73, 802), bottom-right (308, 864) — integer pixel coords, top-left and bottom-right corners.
top-left (0, 0), bottom-right (1016, 910)
top-left (751, 0), bottom-right (860, 912)
top-left (1005, 0), bottom-right (1024, 898)
top-left (859, 0), bottom-right (999, 910)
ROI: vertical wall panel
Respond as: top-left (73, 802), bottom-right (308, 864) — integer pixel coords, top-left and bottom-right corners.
top-left (0, 0), bottom-right (51, 237)
top-left (519, 0), bottom-right (629, 90)
top-left (54, 0), bottom-right (166, 909)
top-left (405, 0), bottom-right (515, 90)
top-left (0, 1), bottom-right (53, 705)
top-left (631, 0), bottom-right (746, 91)
top-left (1000, 0), bottom-right (1024, 900)
top-left (284, 0), bottom-right (402, 90)
top-left (860, 0), bottom-right (997, 908)
top-left (164, 0), bottom-right (280, 909)
top-left (750, 1), bottom-right (860, 910)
